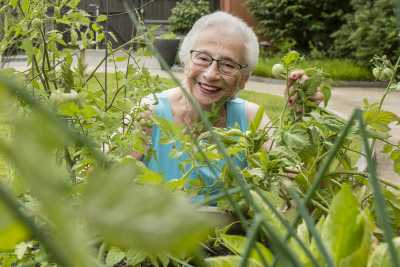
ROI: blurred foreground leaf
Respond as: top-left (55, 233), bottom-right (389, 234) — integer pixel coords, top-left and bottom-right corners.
top-left (81, 157), bottom-right (219, 255)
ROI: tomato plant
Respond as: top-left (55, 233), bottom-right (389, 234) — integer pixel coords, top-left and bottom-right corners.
top-left (0, 1), bottom-right (400, 267)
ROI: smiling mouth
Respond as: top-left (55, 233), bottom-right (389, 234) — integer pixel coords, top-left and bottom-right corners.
top-left (198, 82), bottom-right (223, 95)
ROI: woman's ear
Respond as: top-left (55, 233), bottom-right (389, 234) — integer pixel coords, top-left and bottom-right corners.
top-left (238, 73), bottom-right (250, 90)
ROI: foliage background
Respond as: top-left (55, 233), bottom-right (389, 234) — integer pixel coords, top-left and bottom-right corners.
top-left (246, 0), bottom-right (352, 56)
top-left (168, 0), bottom-right (210, 35)
top-left (331, 0), bottom-right (400, 63)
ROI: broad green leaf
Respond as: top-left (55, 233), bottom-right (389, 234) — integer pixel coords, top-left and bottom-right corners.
top-left (81, 158), bottom-right (218, 254)
top-left (105, 247), bottom-right (125, 267)
top-left (321, 184), bottom-right (371, 267)
top-left (367, 237), bottom-right (400, 267)
top-left (136, 167), bottom-right (164, 185)
top-left (339, 210), bottom-right (372, 267)
top-left (0, 113), bottom-right (96, 266)
top-left (282, 125), bottom-right (310, 152)
top-left (282, 51), bottom-right (301, 67)
top-left (126, 249), bottom-right (147, 266)
top-left (205, 255), bottom-right (263, 267)
top-left (363, 105), bottom-right (399, 132)
top-left (20, 0), bottom-right (29, 15)
top-left (220, 234), bottom-right (274, 265)
top-left (96, 15), bottom-right (108, 22)
top-left (289, 221), bottom-right (312, 265)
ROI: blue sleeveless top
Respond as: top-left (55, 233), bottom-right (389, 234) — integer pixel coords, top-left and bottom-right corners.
top-left (145, 93), bottom-right (248, 190)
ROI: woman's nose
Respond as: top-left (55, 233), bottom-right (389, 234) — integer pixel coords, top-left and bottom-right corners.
top-left (202, 61), bottom-right (221, 80)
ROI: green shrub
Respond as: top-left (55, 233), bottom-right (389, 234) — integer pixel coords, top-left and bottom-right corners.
top-left (331, 0), bottom-right (400, 63)
top-left (168, 0), bottom-right (210, 35)
top-left (253, 57), bottom-right (373, 81)
top-left (246, 0), bottom-right (352, 55)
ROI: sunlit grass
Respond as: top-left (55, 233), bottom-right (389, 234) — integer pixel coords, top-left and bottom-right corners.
top-left (254, 56), bottom-right (373, 81)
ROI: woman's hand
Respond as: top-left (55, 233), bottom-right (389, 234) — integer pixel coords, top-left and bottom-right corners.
top-left (285, 70), bottom-right (324, 108)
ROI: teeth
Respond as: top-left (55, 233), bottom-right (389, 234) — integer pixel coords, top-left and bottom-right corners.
top-left (200, 82), bottom-right (220, 91)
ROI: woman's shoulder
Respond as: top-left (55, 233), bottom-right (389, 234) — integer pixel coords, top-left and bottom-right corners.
top-left (242, 99), bottom-right (270, 127)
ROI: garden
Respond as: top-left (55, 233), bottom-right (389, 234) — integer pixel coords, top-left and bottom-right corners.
top-left (0, 0), bottom-right (400, 267)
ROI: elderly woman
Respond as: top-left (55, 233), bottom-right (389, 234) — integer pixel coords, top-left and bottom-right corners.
top-left (138, 11), bottom-right (309, 190)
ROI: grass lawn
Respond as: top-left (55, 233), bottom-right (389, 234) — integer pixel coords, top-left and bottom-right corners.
top-left (254, 56), bottom-right (374, 81)
top-left (239, 90), bottom-right (284, 121)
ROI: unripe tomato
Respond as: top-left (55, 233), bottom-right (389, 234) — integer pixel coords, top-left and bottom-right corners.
top-left (381, 67), bottom-right (393, 80)
top-left (272, 63), bottom-right (285, 78)
top-left (372, 67), bottom-right (381, 80)
top-left (31, 18), bottom-right (42, 29)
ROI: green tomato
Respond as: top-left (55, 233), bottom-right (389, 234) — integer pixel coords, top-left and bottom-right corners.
top-left (271, 63), bottom-right (285, 78)
top-left (381, 67), bottom-right (393, 80)
top-left (372, 67), bottom-right (381, 80)
top-left (31, 18), bottom-right (41, 29)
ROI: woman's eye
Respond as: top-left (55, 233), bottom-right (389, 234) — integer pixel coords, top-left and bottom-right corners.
top-left (221, 62), bottom-right (236, 70)
top-left (198, 55), bottom-right (210, 62)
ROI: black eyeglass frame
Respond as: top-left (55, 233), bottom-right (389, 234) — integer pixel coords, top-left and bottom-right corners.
top-left (189, 50), bottom-right (248, 76)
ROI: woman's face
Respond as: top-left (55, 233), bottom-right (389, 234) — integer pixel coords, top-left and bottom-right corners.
top-left (184, 27), bottom-right (250, 107)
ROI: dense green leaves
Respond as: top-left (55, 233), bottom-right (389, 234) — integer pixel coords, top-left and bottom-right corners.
top-left (247, 0), bottom-right (352, 55)
top-left (332, 0), bottom-right (400, 63)
top-left (219, 234), bottom-right (274, 265)
top-left (168, 0), bottom-right (210, 35)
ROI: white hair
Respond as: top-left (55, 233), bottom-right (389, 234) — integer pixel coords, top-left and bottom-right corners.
top-left (178, 11), bottom-right (259, 72)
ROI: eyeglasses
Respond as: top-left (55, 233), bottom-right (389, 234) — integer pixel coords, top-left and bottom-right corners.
top-left (190, 50), bottom-right (248, 76)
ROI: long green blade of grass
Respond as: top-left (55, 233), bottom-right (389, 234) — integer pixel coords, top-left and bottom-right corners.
top-left (357, 109), bottom-right (400, 267)
top-left (288, 188), bottom-right (334, 267)
top-left (254, 188), bottom-right (321, 267)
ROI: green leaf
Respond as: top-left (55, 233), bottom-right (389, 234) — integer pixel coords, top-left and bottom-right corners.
top-left (339, 210), bottom-right (372, 267)
top-left (250, 190), bottom-right (287, 238)
top-left (81, 158), bottom-right (218, 254)
top-left (383, 144), bottom-right (393, 154)
top-left (0, 202), bottom-right (30, 250)
top-left (367, 237), bottom-right (400, 267)
top-left (15, 241), bottom-right (33, 260)
top-left (20, 0), bottom-right (29, 15)
top-left (282, 50), bottom-right (301, 67)
top-left (20, 39), bottom-right (34, 58)
top-left (321, 184), bottom-right (372, 267)
top-left (105, 247), bottom-right (125, 267)
top-left (363, 104), bottom-right (399, 132)
top-left (281, 125), bottom-right (310, 152)
top-left (205, 256), bottom-right (263, 267)
top-left (136, 167), bottom-right (164, 185)
top-left (113, 56), bottom-right (127, 62)
top-left (10, 0), bottom-right (18, 8)
top-left (67, 0), bottom-right (80, 8)
top-left (126, 249), bottom-right (147, 266)
top-left (250, 105), bottom-right (265, 133)
top-left (320, 83), bottom-right (331, 107)
top-left (220, 234), bottom-right (274, 265)
top-left (96, 15), bottom-right (108, 22)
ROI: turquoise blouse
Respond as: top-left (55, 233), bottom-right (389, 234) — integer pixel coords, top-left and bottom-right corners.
top-left (145, 93), bottom-right (248, 191)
